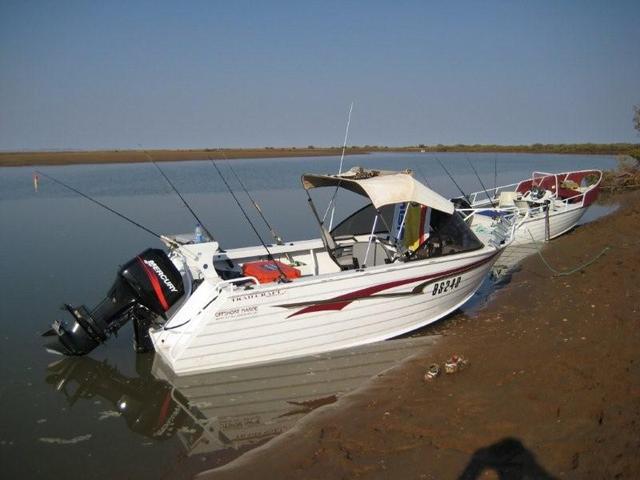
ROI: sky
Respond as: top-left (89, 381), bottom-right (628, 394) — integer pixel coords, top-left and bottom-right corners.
top-left (1, 0), bottom-right (639, 151)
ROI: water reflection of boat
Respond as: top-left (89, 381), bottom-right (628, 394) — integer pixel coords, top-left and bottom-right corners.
top-left (46, 355), bottom-right (191, 440)
top-left (46, 336), bottom-right (438, 463)
top-left (46, 167), bottom-right (512, 376)
top-left (459, 170), bottom-right (602, 245)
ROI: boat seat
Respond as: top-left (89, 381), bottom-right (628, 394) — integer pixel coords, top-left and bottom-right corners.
top-left (352, 241), bottom-right (392, 267)
top-left (556, 187), bottom-right (582, 202)
top-left (498, 191), bottom-right (519, 208)
top-left (333, 244), bottom-right (356, 269)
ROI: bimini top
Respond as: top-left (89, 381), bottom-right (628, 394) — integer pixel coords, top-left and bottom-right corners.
top-left (302, 166), bottom-right (455, 214)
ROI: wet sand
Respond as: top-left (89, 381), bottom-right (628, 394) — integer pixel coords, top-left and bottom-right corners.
top-left (201, 190), bottom-right (640, 479)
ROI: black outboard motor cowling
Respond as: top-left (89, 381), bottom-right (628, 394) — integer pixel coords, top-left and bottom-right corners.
top-left (45, 249), bottom-right (184, 356)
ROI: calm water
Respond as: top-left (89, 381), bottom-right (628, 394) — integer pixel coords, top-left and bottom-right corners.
top-left (0, 153), bottom-right (618, 478)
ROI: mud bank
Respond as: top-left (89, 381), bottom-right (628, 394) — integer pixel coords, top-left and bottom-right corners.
top-left (200, 190), bottom-right (640, 480)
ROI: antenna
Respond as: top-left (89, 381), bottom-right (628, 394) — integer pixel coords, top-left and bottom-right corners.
top-left (141, 149), bottom-right (216, 241)
top-left (466, 156), bottom-right (496, 207)
top-left (326, 102), bottom-right (354, 229)
top-left (337, 102), bottom-right (354, 175)
top-left (209, 159), bottom-right (289, 281)
top-left (415, 166), bottom-right (431, 187)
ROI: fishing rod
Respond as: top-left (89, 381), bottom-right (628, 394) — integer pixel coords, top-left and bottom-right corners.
top-left (435, 156), bottom-right (469, 201)
top-left (36, 170), bottom-right (179, 245)
top-left (224, 159), bottom-right (284, 245)
top-left (141, 149), bottom-right (216, 242)
top-left (493, 155), bottom-right (498, 193)
top-left (466, 156), bottom-right (496, 207)
top-left (209, 159), bottom-right (289, 281)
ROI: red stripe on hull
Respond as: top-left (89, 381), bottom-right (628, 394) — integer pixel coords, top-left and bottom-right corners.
top-left (287, 252), bottom-right (498, 318)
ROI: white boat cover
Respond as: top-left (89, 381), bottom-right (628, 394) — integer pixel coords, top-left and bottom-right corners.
top-left (302, 167), bottom-right (455, 214)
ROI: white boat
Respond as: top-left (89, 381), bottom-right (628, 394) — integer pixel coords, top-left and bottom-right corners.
top-left (457, 169), bottom-right (602, 245)
top-left (45, 167), bottom-right (514, 376)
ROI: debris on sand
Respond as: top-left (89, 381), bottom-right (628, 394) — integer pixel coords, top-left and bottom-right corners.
top-left (444, 354), bottom-right (469, 374)
top-left (423, 363), bottom-right (441, 381)
top-left (424, 355), bottom-right (469, 380)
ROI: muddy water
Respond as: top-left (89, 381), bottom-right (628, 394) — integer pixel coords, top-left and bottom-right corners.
top-left (0, 153), bottom-right (617, 479)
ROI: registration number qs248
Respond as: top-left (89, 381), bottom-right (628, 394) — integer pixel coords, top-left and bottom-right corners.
top-left (431, 276), bottom-right (462, 296)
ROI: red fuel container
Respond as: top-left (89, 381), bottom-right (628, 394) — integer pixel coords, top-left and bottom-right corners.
top-left (242, 260), bottom-right (301, 284)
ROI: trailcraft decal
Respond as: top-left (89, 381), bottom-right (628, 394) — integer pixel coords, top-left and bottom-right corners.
top-left (277, 253), bottom-right (498, 318)
top-left (231, 289), bottom-right (285, 303)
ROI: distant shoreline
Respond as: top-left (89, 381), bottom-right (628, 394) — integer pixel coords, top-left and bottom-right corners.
top-left (0, 148), bottom-right (365, 168)
top-left (1, 143), bottom-right (638, 167)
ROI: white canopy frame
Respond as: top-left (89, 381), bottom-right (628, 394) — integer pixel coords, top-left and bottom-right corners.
top-left (302, 167), bottom-right (455, 268)
top-left (302, 167), bottom-right (454, 214)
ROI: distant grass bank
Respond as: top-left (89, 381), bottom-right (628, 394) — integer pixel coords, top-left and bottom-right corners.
top-left (401, 143), bottom-right (639, 155)
top-left (1, 143), bottom-right (639, 167)
top-left (0, 148), bottom-right (366, 167)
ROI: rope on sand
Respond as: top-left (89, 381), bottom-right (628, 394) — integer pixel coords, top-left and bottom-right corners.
top-left (526, 229), bottom-right (611, 277)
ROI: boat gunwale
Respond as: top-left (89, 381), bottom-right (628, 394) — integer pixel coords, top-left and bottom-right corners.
top-left (214, 242), bottom-right (501, 297)
top-left (463, 168), bottom-right (603, 208)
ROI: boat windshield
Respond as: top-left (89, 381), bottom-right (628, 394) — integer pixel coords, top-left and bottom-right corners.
top-left (331, 203), bottom-right (395, 237)
top-left (409, 209), bottom-right (484, 260)
top-left (330, 200), bottom-right (483, 264)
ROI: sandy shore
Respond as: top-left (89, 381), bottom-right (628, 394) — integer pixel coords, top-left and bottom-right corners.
top-left (200, 190), bottom-right (640, 479)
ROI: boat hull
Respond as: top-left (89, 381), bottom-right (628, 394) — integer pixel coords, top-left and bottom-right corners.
top-left (151, 248), bottom-right (501, 375)
top-left (512, 205), bottom-right (588, 245)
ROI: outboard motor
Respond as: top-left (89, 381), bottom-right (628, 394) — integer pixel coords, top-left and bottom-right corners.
top-left (44, 248), bottom-right (184, 356)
